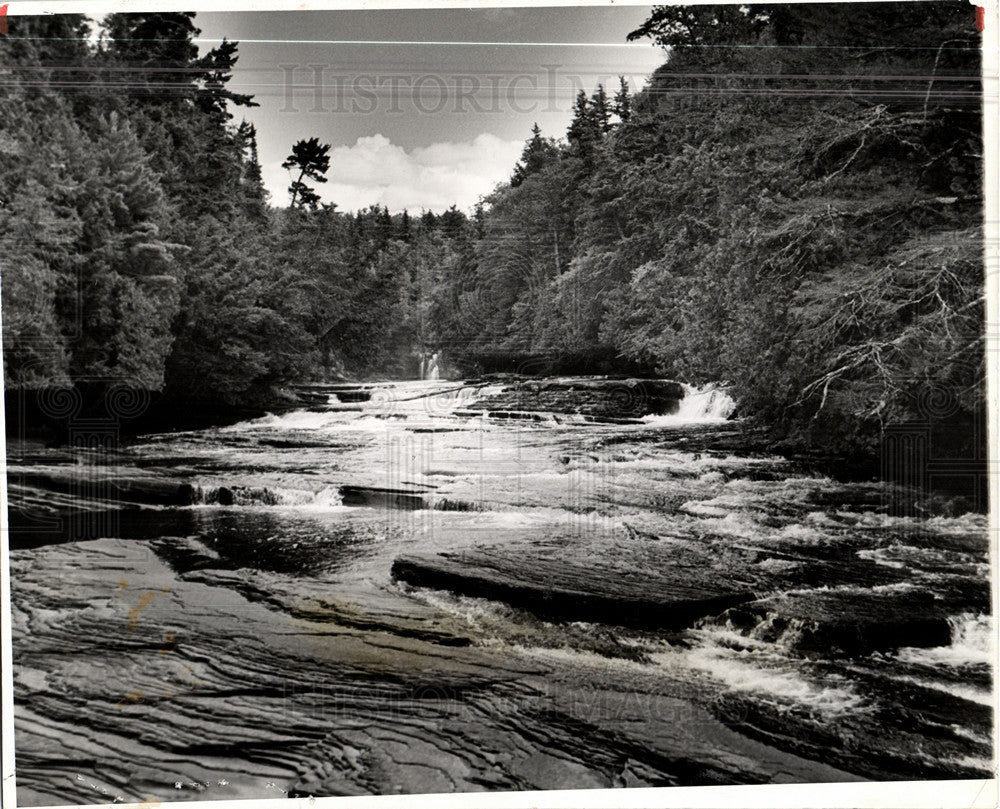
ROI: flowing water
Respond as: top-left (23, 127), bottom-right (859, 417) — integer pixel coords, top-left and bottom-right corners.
top-left (5, 379), bottom-right (994, 804)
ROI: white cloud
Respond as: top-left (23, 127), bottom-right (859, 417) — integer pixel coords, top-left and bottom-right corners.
top-left (265, 133), bottom-right (523, 214)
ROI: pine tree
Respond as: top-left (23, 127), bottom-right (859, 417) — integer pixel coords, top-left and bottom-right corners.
top-left (102, 15), bottom-right (255, 113)
top-left (511, 123), bottom-right (559, 187)
top-left (473, 201), bottom-right (487, 239)
top-left (235, 121), bottom-right (268, 217)
top-left (282, 137), bottom-right (331, 209)
top-left (439, 205), bottom-right (468, 239)
top-left (591, 84), bottom-right (612, 134)
top-left (625, 5), bottom-right (768, 51)
top-left (566, 90), bottom-right (601, 165)
top-left (103, 12), bottom-right (202, 100)
top-left (613, 76), bottom-right (632, 123)
top-left (1, 14), bottom-right (93, 99)
top-left (566, 91), bottom-right (591, 145)
top-left (194, 38), bottom-right (257, 118)
top-left (377, 205), bottom-right (394, 246)
top-left (66, 113), bottom-right (181, 388)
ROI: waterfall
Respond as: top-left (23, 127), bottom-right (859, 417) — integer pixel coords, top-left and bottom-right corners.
top-left (418, 351), bottom-right (441, 380)
top-left (674, 384), bottom-right (736, 420)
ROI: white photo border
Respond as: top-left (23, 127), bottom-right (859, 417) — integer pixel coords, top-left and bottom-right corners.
top-left (1, 1), bottom-right (997, 808)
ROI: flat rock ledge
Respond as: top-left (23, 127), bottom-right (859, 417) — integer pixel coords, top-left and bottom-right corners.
top-left (711, 590), bottom-right (958, 656)
top-left (391, 552), bottom-right (755, 631)
top-left (468, 378), bottom-right (686, 419)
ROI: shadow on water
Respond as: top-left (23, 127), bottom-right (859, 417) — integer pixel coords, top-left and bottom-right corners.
top-left (184, 509), bottom-right (384, 577)
top-left (6, 507), bottom-right (199, 551)
top-left (7, 503), bottom-right (384, 579)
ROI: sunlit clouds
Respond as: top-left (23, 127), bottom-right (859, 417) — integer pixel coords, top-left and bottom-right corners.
top-left (264, 132), bottom-right (523, 213)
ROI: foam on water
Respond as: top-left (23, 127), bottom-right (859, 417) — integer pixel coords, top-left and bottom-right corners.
top-left (941, 754), bottom-right (997, 773)
top-left (854, 511), bottom-right (989, 533)
top-left (225, 380), bottom-right (744, 440)
top-left (882, 672), bottom-right (994, 707)
top-left (404, 575), bottom-right (867, 721)
top-left (295, 486), bottom-right (348, 509)
top-left (222, 382), bottom-right (498, 436)
top-left (193, 483), bottom-right (351, 510)
top-left (857, 545), bottom-right (987, 576)
top-left (653, 627), bottom-right (866, 717)
top-left (678, 383), bottom-right (737, 418)
top-left (635, 385), bottom-right (736, 428)
top-left (895, 613), bottom-right (996, 669)
top-left (242, 410), bottom-right (339, 431)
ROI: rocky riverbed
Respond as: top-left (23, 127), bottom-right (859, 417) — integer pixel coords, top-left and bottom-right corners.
top-left (5, 379), bottom-right (994, 804)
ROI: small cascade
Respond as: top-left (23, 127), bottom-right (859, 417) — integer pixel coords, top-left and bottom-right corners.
top-left (419, 351), bottom-right (443, 381)
top-left (674, 384), bottom-right (736, 420)
top-left (948, 613), bottom-right (995, 657)
top-left (896, 612), bottom-right (997, 668)
top-left (199, 485), bottom-right (344, 508)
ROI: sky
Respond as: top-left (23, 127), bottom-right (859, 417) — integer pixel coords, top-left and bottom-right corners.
top-left (189, 7), bottom-right (665, 213)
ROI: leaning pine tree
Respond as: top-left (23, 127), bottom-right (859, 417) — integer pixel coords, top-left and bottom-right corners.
top-left (283, 137), bottom-right (332, 210)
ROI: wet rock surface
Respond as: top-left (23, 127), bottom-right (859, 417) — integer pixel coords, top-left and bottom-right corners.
top-left (10, 538), bottom-right (861, 805)
top-left (466, 377), bottom-right (686, 419)
top-left (12, 468), bottom-right (199, 506)
top-left (391, 549), bottom-right (755, 630)
top-left (6, 380), bottom-right (994, 803)
top-left (713, 591), bottom-right (956, 655)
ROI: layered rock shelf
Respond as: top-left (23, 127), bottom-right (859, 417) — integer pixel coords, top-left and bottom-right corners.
top-left (712, 593), bottom-right (956, 656)
top-left (286, 383), bottom-right (375, 404)
top-left (13, 469), bottom-right (199, 506)
top-left (392, 551), bottom-right (756, 631)
top-left (467, 378), bottom-right (686, 419)
top-left (340, 484), bottom-right (437, 511)
top-left (10, 538), bottom-right (863, 805)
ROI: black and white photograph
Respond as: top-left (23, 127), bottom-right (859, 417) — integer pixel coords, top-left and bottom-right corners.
top-left (0, 1), bottom-right (996, 806)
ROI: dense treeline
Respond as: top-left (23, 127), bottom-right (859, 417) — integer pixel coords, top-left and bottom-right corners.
top-left (436, 2), bottom-right (985, 457)
top-left (434, 2), bottom-right (984, 456)
top-left (1, 4), bottom-right (985, 458)
top-left (0, 13), bottom-right (444, 409)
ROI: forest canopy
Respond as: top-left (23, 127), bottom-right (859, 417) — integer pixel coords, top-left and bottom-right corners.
top-left (0, 3), bottom-right (984, 457)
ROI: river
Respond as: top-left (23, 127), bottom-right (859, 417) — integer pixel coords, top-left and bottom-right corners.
top-left (5, 379), bottom-right (993, 804)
